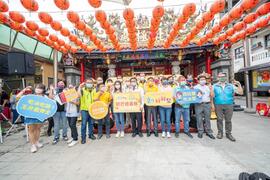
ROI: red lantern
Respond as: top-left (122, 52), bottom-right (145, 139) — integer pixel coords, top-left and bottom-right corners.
top-left (75, 21), bottom-right (86, 31)
top-left (57, 39), bottom-right (65, 46)
top-left (256, 18), bottom-right (268, 28)
top-left (38, 28), bottom-right (49, 36)
top-left (60, 27), bottom-right (70, 37)
top-left (212, 25), bottom-right (222, 34)
top-left (88, 0), bottom-right (102, 8)
top-left (36, 35), bottom-right (46, 42)
top-left (229, 6), bottom-right (244, 20)
top-left (153, 5), bottom-right (165, 18)
top-left (225, 27), bottom-right (235, 36)
top-left (69, 34), bottom-right (77, 42)
top-left (85, 46), bottom-right (92, 53)
top-left (210, 0), bottom-right (225, 14)
top-left (123, 8), bottom-right (134, 20)
top-left (20, 0), bottom-right (38, 11)
top-left (196, 19), bottom-right (206, 29)
top-left (237, 31), bottom-right (246, 39)
top-left (49, 34), bottom-right (58, 42)
top-left (206, 31), bottom-right (214, 39)
top-left (229, 36), bottom-right (237, 43)
top-left (213, 38), bottom-right (220, 45)
top-left (178, 15), bottom-right (188, 24)
top-left (45, 39), bottom-right (54, 46)
top-left (51, 20), bottom-right (62, 31)
top-left (10, 21), bottom-right (23, 31)
top-left (26, 21), bottom-right (39, 31)
top-left (75, 39), bottom-right (82, 46)
top-left (182, 3), bottom-right (196, 17)
top-left (81, 43), bottom-right (87, 50)
top-left (0, 0), bottom-right (9, 12)
top-left (101, 21), bottom-right (110, 29)
top-left (241, 0), bottom-right (259, 11)
top-left (219, 15), bottom-right (231, 27)
top-left (70, 47), bottom-right (77, 53)
top-left (243, 13), bottom-right (258, 24)
top-left (54, 0), bottom-right (70, 10)
top-left (256, 2), bottom-right (270, 16)
top-left (219, 33), bottom-right (227, 42)
top-left (95, 10), bottom-right (106, 22)
top-left (84, 27), bottom-right (93, 36)
top-left (24, 28), bottom-right (36, 37)
top-left (0, 12), bottom-right (8, 23)
top-left (67, 11), bottom-right (80, 24)
top-left (106, 26), bottom-right (115, 34)
top-left (9, 11), bottom-right (25, 24)
top-left (38, 12), bottom-right (53, 24)
top-left (233, 21), bottom-right (246, 32)
top-left (202, 11), bottom-right (214, 22)
top-left (64, 44), bottom-right (71, 50)
top-left (245, 26), bottom-right (256, 35)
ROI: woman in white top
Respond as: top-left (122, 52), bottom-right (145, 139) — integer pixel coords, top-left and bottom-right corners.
top-left (65, 84), bottom-right (80, 147)
top-left (158, 77), bottom-right (173, 138)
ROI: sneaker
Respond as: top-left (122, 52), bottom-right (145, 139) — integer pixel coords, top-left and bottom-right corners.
top-left (106, 135), bottom-right (111, 139)
top-left (68, 140), bottom-right (78, 147)
top-left (67, 138), bottom-right (73, 144)
top-left (175, 132), bottom-right (179, 138)
top-left (198, 133), bottom-right (203, 138)
top-left (162, 132), bottom-right (166, 138)
top-left (35, 142), bottom-right (44, 148)
top-left (226, 134), bottom-right (236, 142)
top-left (30, 144), bottom-right (37, 153)
top-left (97, 134), bottom-right (103, 139)
top-left (52, 139), bottom-right (59, 145)
top-left (115, 131), bottom-right (120, 138)
top-left (167, 132), bottom-right (171, 138)
top-left (63, 136), bottom-right (68, 141)
top-left (138, 132), bottom-right (143, 137)
top-left (89, 134), bottom-right (96, 140)
top-left (217, 132), bottom-right (223, 139)
top-left (184, 132), bottom-right (193, 138)
top-left (147, 130), bottom-right (151, 137)
top-left (206, 133), bottom-right (215, 139)
top-left (154, 131), bottom-right (159, 137)
top-left (81, 139), bottom-right (86, 144)
top-left (120, 131), bottom-right (125, 138)
top-left (132, 133), bottom-right (136, 137)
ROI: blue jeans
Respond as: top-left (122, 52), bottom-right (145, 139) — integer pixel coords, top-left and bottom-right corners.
top-left (114, 113), bottom-right (124, 131)
top-left (175, 106), bottom-right (190, 133)
top-left (53, 111), bottom-right (68, 139)
top-left (159, 107), bottom-right (172, 133)
top-left (12, 109), bottom-right (19, 124)
top-left (97, 113), bottom-right (110, 136)
top-left (81, 110), bottom-right (94, 140)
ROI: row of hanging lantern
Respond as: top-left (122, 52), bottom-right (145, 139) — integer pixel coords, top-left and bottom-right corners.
top-left (147, 5), bottom-right (165, 50)
top-left (198, 0), bottom-right (268, 46)
top-left (123, 8), bottom-right (137, 51)
top-left (95, 10), bottom-right (121, 51)
top-left (163, 3), bottom-right (196, 49)
top-left (180, 0), bottom-right (226, 47)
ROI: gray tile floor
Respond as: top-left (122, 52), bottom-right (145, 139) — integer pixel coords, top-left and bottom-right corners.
top-left (0, 112), bottom-right (270, 180)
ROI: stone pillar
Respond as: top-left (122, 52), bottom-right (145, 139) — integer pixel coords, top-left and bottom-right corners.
top-left (108, 64), bottom-right (116, 78)
top-left (171, 61), bottom-right (180, 75)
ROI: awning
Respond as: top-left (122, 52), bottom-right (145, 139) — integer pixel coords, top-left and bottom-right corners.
top-left (238, 62), bottom-right (270, 72)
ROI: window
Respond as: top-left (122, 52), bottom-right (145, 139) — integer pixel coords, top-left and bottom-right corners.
top-left (235, 46), bottom-right (244, 59)
top-left (35, 42), bottom-right (52, 59)
top-left (14, 33), bottom-right (37, 53)
top-left (0, 24), bottom-right (16, 46)
top-left (265, 34), bottom-right (270, 48)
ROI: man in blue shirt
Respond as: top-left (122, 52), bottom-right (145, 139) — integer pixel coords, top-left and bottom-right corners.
top-left (173, 75), bottom-right (193, 138)
top-left (212, 72), bottom-right (243, 142)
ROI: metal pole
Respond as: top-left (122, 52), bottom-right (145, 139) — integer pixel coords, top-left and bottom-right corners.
top-left (53, 50), bottom-right (58, 88)
top-left (243, 38), bottom-right (255, 113)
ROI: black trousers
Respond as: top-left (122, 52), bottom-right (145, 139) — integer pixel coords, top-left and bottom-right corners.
top-left (67, 117), bottom-right (78, 141)
top-left (47, 117), bottom-right (54, 133)
top-left (130, 112), bottom-right (142, 133)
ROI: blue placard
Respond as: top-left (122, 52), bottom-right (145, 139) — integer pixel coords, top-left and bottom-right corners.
top-left (16, 95), bottom-right (57, 122)
top-left (175, 89), bottom-right (202, 104)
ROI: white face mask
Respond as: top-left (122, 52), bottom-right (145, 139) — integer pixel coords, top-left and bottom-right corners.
top-left (131, 82), bottom-right (137, 86)
top-left (200, 80), bottom-right (207, 85)
top-left (115, 85), bottom-right (121, 89)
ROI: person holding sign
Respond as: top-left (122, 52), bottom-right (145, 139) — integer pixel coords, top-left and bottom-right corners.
top-left (93, 84), bottom-right (112, 139)
top-left (126, 77), bottom-right (144, 138)
top-left (16, 84), bottom-right (46, 153)
top-left (112, 81), bottom-right (125, 138)
top-left (212, 72), bottom-right (243, 142)
top-left (144, 77), bottom-right (159, 137)
top-left (158, 77), bottom-right (173, 138)
top-left (77, 78), bottom-right (97, 144)
top-left (173, 75), bottom-right (193, 139)
top-left (194, 75), bottom-right (215, 139)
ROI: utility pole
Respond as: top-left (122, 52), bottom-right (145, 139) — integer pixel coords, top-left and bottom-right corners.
top-left (53, 49), bottom-right (58, 88)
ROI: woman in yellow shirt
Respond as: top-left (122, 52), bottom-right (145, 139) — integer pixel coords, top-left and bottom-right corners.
top-left (93, 84), bottom-right (112, 139)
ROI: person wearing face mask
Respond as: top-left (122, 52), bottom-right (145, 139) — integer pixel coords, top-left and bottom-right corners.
top-left (158, 77), bottom-right (173, 138)
top-left (112, 81), bottom-right (125, 138)
top-left (194, 75), bottom-right (215, 139)
top-left (93, 84), bottom-right (112, 139)
top-left (144, 77), bottom-right (159, 137)
top-left (49, 81), bottom-right (69, 145)
top-left (96, 77), bottom-right (104, 91)
top-left (173, 75), bottom-right (193, 138)
top-left (16, 84), bottom-right (46, 153)
top-left (212, 72), bottom-right (243, 142)
top-left (138, 73), bottom-right (146, 89)
top-left (77, 78), bottom-right (97, 144)
top-left (126, 77), bottom-right (144, 137)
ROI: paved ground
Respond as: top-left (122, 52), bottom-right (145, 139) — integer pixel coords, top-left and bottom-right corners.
top-left (0, 112), bottom-right (270, 180)
top-left (235, 96), bottom-right (269, 108)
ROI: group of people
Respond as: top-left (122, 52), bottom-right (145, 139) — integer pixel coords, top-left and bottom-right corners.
top-left (4, 72), bottom-right (243, 153)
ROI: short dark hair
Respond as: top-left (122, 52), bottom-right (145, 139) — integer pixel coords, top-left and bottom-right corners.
top-left (197, 75), bottom-right (207, 80)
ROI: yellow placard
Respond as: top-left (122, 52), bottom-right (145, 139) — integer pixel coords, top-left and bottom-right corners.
top-left (62, 88), bottom-right (78, 103)
top-left (89, 101), bottom-right (108, 120)
top-left (113, 92), bottom-right (141, 113)
top-left (144, 91), bottom-right (173, 106)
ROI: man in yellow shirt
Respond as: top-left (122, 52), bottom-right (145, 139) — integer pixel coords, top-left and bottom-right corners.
top-left (93, 84), bottom-right (112, 139)
top-left (144, 77), bottom-right (159, 137)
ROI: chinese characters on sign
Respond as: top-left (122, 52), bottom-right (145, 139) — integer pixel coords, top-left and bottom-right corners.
top-left (58, 88), bottom-right (79, 104)
top-left (89, 101), bottom-right (108, 120)
top-left (175, 89), bottom-right (202, 104)
top-left (113, 92), bottom-right (141, 113)
top-left (145, 92), bottom-right (173, 106)
top-left (16, 95), bottom-right (57, 122)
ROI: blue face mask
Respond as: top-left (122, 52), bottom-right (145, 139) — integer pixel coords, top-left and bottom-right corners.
top-left (162, 80), bottom-right (168, 85)
top-left (180, 81), bottom-right (186, 86)
top-left (187, 79), bottom-right (193, 83)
